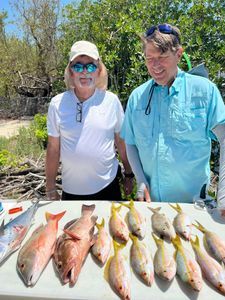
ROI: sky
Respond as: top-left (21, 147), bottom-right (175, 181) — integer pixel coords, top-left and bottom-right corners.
top-left (0, 0), bottom-right (75, 36)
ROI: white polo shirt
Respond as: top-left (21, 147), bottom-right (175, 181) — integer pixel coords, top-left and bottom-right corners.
top-left (47, 88), bottom-right (124, 195)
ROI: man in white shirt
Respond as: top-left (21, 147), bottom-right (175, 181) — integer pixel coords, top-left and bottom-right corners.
top-left (45, 41), bottom-right (133, 200)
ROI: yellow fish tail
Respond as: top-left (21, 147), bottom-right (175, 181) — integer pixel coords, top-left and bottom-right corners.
top-left (193, 221), bottom-right (206, 233)
top-left (169, 203), bottom-right (182, 213)
top-left (96, 218), bottom-right (105, 230)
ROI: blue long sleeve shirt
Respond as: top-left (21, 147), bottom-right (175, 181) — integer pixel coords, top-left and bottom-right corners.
top-left (120, 69), bottom-right (225, 203)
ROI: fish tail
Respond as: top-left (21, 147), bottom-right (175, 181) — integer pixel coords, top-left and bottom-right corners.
top-left (192, 221), bottom-right (206, 233)
top-left (96, 218), bottom-right (105, 230)
top-left (81, 204), bottom-right (95, 216)
top-left (113, 238), bottom-right (126, 254)
top-left (45, 210), bottom-right (66, 223)
top-left (120, 202), bottom-right (131, 209)
top-left (129, 233), bottom-right (138, 245)
top-left (190, 235), bottom-right (200, 251)
top-left (169, 203), bottom-right (182, 213)
top-left (171, 234), bottom-right (182, 249)
top-left (148, 206), bottom-right (161, 213)
top-left (111, 202), bottom-right (121, 214)
top-left (152, 232), bottom-right (163, 247)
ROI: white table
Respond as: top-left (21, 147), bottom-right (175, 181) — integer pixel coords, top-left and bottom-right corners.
top-left (0, 200), bottom-right (224, 300)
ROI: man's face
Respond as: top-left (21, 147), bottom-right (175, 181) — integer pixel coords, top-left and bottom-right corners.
top-left (145, 42), bottom-right (183, 86)
top-left (70, 55), bottom-right (99, 90)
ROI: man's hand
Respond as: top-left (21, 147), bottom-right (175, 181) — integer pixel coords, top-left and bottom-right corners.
top-left (136, 183), bottom-right (151, 202)
top-left (123, 177), bottom-right (134, 196)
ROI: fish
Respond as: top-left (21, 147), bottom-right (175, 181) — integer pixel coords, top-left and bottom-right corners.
top-left (53, 204), bottom-right (97, 286)
top-left (152, 233), bottom-right (176, 281)
top-left (130, 233), bottom-right (154, 286)
top-left (148, 207), bottom-right (176, 240)
top-left (105, 239), bottom-right (130, 300)
top-left (121, 200), bottom-right (146, 239)
top-left (109, 202), bottom-right (129, 242)
top-left (193, 221), bottom-right (225, 264)
top-left (190, 235), bottom-right (225, 295)
top-left (169, 203), bottom-right (192, 240)
top-left (17, 210), bottom-right (66, 286)
top-left (0, 200), bottom-right (39, 264)
top-left (172, 234), bottom-right (202, 291)
top-left (91, 218), bottom-right (111, 265)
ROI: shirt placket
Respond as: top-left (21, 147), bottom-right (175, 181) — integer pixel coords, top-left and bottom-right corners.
top-left (156, 87), bottom-right (170, 201)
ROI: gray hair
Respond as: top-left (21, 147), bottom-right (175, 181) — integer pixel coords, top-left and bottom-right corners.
top-left (141, 25), bottom-right (181, 54)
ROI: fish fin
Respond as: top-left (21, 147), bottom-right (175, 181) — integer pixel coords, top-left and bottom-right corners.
top-left (96, 218), bottom-right (105, 230)
top-left (81, 204), bottom-right (95, 217)
top-left (63, 229), bottom-right (81, 240)
top-left (192, 221), bottom-right (206, 233)
top-left (104, 255), bottom-right (113, 282)
top-left (0, 219), bottom-right (5, 235)
top-left (45, 210), bottom-right (66, 222)
top-left (171, 234), bottom-right (182, 249)
top-left (169, 203), bottom-right (182, 213)
top-left (152, 232), bottom-right (163, 247)
top-left (148, 206), bottom-right (161, 213)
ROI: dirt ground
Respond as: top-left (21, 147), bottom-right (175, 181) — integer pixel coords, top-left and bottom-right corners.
top-left (0, 119), bottom-right (32, 138)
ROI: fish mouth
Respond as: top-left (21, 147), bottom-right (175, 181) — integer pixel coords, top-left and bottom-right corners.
top-left (62, 266), bottom-right (78, 286)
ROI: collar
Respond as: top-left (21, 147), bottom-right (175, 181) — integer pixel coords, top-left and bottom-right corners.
top-left (169, 68), bottom-right (183, 95)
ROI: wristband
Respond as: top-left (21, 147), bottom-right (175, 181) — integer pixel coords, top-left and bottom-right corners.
top-left (124, 172), bottom-right (135, 178)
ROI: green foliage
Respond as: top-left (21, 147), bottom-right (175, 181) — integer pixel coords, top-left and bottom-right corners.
top-left (0, 149), bottom-right (17, 168)
top-left (0, 0), bottom-right (224, 100)
top-left (59, 0), bottom-right (225, 103)
top-left (33, 114), bottom-right (48, 146)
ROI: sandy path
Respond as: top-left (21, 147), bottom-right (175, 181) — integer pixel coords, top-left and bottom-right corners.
top-left (0, 119), bottom-right (32, 138)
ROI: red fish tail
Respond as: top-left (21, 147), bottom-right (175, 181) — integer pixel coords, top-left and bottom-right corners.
top-left (81, 204), bottom-right (95, 217)
top-left (45, 211), bottom-right (66, 223)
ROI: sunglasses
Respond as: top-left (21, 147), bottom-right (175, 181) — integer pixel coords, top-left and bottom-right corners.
top-left (71, 63), bottom-right (98, 73)
top-left (76, 102), bottom-right (83, 122)
top-left (145, 24), bottom-right (180, 43)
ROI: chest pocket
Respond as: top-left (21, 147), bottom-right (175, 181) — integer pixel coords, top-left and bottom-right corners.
top-left (170, 107), bottom-right (207, 140)
top-left (133, 110), bottom-right (154, 146)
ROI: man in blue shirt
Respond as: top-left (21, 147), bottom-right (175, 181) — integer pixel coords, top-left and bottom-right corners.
top-left (121, 24), bottom-right (225, 205)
